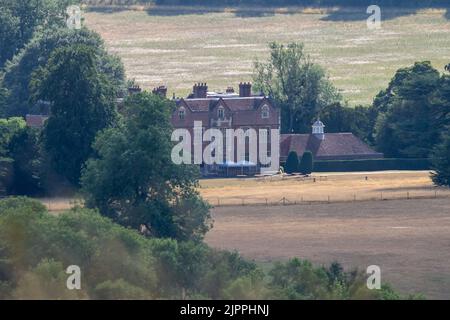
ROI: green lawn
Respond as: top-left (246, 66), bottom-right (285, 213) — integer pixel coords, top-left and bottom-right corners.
top-left (85, 6), bottom-right (450, 105)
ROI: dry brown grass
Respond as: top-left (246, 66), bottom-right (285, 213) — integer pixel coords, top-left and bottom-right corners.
top-left (199, 171), bottom-right (450, 206)
top-left (84, 6), bottom-right (450, 105)
top-left (205, 198), bottom-right (450, 299)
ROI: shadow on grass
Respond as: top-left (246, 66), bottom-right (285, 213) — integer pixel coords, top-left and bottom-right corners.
top-left (86, 6), bottom-right (131, 14)
top-left (87, 4), bottom-right (450, 20)
top-left (145, 6), bottom-right (277, 17)
top-left (320, 7), bottom-right (419, 22)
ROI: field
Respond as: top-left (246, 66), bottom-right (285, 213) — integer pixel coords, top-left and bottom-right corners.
top-left (198, 171), bottom-right (450, 206)
top-left (205, 198), bottom-right (450, 299)
top-left (38, 171), bottom-right (450, 298)
top-left (84, 6), bottom-right (450, 105)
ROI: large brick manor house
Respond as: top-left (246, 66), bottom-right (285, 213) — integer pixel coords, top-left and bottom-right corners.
top-left (26, 81), bottom-right (382, 176)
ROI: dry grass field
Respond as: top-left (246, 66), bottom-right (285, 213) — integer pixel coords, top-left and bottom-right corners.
top-left (199, 171), bottom-right (450, 206)
top-left (205, 198), bottom-right (450, 299)
top-left (84, 6), bottom-right (450, 105)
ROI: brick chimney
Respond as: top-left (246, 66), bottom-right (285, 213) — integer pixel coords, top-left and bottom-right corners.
top-left (152, 85), bottom-right (167, 98)
top-left (193, 82), bottom-right (208, 98)
top-left (239, 82), bottom-right (252, 97)
top-left (226, 86), bottom-right (235, 94)
top-left (128, 85), bottom-right (142, 95)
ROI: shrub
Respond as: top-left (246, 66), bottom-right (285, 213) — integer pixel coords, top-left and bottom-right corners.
top-left (313, 158), bottom-right (431, 172)
top-left (0, 197), bottom-right (409, 300)
top-left (299, 151), bottom-right (313, 174)
top-left (431, 133), bottom-right (450, 187)
top-left (285, 151), bottom-right (299, 174)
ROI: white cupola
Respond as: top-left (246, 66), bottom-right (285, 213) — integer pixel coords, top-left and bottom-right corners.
top-left (312, 119), bottom-right (325, 140)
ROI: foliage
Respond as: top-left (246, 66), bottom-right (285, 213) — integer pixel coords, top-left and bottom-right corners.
top-left (313, 158), bottom-right (431, 172)
top-left (81, 92), bottom-right (212, 241)
top-left (1, 27), bottom-right (124, 117)
top-left (299, 151), bottom-right (313, 175)
top-left (253, 42), bottom-right (340, 134)
top-left (285, 151), bottom-right (299, 174)
top-left (0, 197), bottom-right (409, 300)
top-left (374, 61), bottom-right (447, 158)
top-left (431, 131), bottom-right (450, 187)
top-left (319, 102), bottom-right (377, 145)
top-left (31, 43), bottom-right (118, 185)
top-left (0, 118), bottom-right (43, 195)
top-left (268, 258), bottom-right (405, 300)
top-left (0, 0), bottom-right (77, 69)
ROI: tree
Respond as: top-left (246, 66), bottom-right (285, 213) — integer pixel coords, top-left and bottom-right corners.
top-left (431, 131), bottom-right (450, 187)
top-left (0, 118), bottom-right (43, 195)
top-left (8, 127), bottom-right (43, 195)
top-left (253, 42), bottom-right (340, 133)
top-left (319, 102), bottom-right (376, 144)
top-left (81, 92), bottom-right (212, 241)
top-left (1, 27), bottom-right (125, 117)
top-left (285, 151), bottom-right (299, 174)
top-left (0, 0), bottom-right (76, 68)
top-left (299, 151), bottom-right (313, 175)
top-left (0, 6), bottom-right (20, 68)
top-left (32, 43), bottom-right (119, 185)
top-left (374, 62), bottom-right (441, 158)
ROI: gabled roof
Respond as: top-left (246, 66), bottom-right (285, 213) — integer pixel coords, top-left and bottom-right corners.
top-left (281, 133), bottom-right (383, 160)
top-left (176, 96), bottom-right (272, 112)
top-left (25, 114), bottom-right (48, 128)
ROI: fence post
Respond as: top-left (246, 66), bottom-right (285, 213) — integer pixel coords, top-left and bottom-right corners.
top-left (380, 192), bottom-right (383, 200)
top-left (217, 198), bottom-right (220, 207)
top-left (265, 198), bottom-right (268, 206)
top-left (242, 198), bottom-right (245, 206)
top-left (407, 192), bottom-right (410, 200)
top-left (283, 197), bottom-right (286, 206)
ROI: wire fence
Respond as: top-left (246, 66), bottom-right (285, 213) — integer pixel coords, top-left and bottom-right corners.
top-left (209, 189), bottom-right (450, 207)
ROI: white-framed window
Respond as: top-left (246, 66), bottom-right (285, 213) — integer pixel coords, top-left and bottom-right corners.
top-left (261, 105), bottom-right (269, 119)
top-left (218, 106), bottom-right (224, 119)
top-left (178, 107), bottom-right (185, 120)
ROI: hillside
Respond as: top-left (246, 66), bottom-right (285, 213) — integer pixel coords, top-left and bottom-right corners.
top-left (85, 6), bottom-right (450, 105)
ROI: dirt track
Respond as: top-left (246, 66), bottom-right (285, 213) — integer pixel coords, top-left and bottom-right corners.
top-left (205, 198), bottom-right (450, 299)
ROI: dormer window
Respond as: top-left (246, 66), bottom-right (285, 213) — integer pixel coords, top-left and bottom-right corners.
top-left (218, 106), bottom-right (224, 119)
top-left (178, 107), bottom-right (185, 120)
top-left (261, 105), bottom-right (269, 119)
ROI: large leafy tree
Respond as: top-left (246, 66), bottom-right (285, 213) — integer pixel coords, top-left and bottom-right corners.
top-left (32, 43), bottom-right (118, 185)
top-left (432, 131), bottom-right (450, 187)
top-left (374, 62), bottom-right (443, 158)
top-left (0, 0), bottom-right (76, 68)
top-left (253, 42), bottom-right (340, 133)
top-left (1, 27), bottom-right (124, 117)
top-left (319, 102), bottom-right (377, 144)
top-left (81, 92), bottom-right (212, 241)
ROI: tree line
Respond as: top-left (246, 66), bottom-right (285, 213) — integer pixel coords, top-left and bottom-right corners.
top-left (252, 42), bottom-right (450, 185)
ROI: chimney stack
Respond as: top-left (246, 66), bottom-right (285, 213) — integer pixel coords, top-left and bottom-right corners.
top-left (128, 85), bottom-right (142, 95)
top-left (239, 82), bottom-right (252, 97)
top-left (193, 82), bottom-right (208, 98)
top-left (152, 85), bottom-right (168, 98)
top-left (226, 86), bottom-right (235, 94)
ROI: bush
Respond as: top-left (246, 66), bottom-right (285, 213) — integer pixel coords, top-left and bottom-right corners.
top-left (0, 197), bottom-right (410, 300)
top-left (285, 151), bottom-right (299, 174)
top-left (313, 158), bottom-right (431, 172)
top-left (431, 133), bottom-right (450, 187)
top-left (299, 151), bottom-right (313, 174)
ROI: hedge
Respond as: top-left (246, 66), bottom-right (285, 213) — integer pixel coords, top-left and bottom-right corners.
top-left (313, 158), bottom-right (432, 172)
